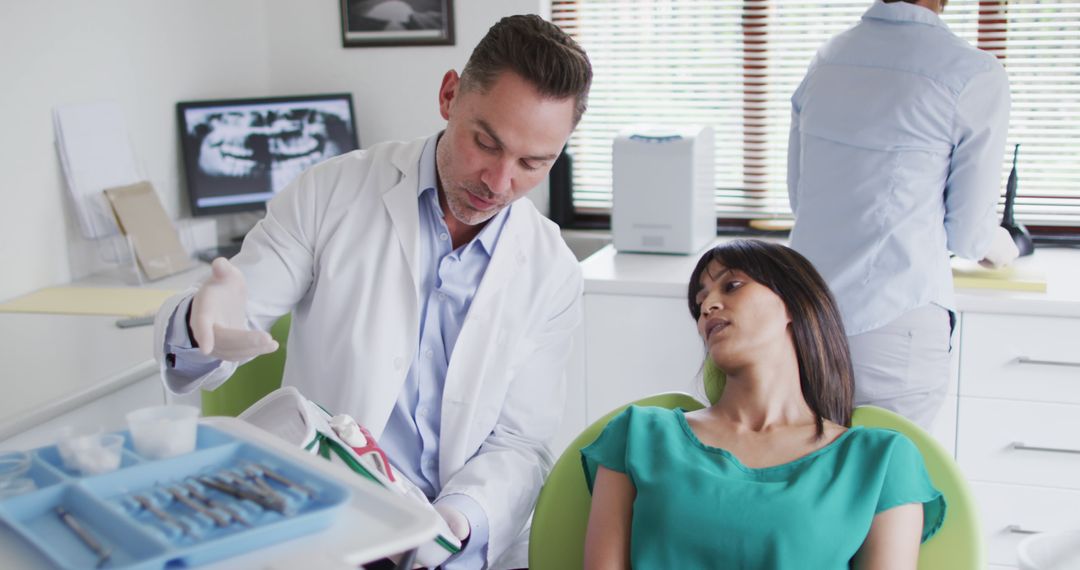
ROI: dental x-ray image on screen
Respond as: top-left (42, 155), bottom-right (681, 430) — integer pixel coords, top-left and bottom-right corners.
top-left (177, 93), bottom-right (359, 216)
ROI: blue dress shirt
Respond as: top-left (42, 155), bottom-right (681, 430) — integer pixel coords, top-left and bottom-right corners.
top-left (788, 0), bottom-right (1011, 335)
top-left (379, 134), bottom-right (509, 568)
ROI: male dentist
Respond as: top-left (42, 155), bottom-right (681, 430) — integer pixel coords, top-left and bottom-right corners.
top-left (787, 0), bottom-right (1018, 429)
top-left (153, 14), bottom-right (592, 569)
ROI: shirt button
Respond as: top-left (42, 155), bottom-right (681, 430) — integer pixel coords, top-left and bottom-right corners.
top-left (418, 407), bottom-right (429, 416)
top-left (439, 232), bottom-right (449, 241)
top-left (393, 356), bottom-right (404, 370)
top-left (438, 292), bottom-right (448, 301)
top-left (424, 348), bottom-right (434, 359)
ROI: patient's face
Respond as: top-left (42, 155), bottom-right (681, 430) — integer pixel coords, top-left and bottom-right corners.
top-left (694, 261), bottom-right (792, 368)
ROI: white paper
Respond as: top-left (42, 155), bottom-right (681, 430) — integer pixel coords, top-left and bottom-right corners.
top-left (53, 102), bottom-right (141, 238)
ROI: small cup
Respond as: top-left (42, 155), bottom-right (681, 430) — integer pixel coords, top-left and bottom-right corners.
top-left (126, 405), bottom-right (200, 460)
top-left (0, 451), bottom-right (31, 486)
top-left (70, 434), bottom-right (124, 476)
top-left (55, 426), bottom-right (105, 471)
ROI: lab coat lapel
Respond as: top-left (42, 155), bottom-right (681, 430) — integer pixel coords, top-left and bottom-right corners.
top-left (382, 149), bottom-right (423, 297)
top-left (439, 204), bottom-right (529, 474)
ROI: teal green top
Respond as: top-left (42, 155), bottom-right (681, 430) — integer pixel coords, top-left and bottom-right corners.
top-left (581, 406), bottom-right (946, 569)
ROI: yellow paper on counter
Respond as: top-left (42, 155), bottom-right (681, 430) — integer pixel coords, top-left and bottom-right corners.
top-left (951, 258), bottom-right (1047, 293)
top-left (0, 287), bottom-right (177, 317)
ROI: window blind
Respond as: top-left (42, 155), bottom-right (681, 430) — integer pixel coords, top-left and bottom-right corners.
top-left (551, 0), bottom-right (1080, 228)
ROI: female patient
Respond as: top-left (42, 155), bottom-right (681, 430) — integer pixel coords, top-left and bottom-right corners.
top-left (581, 239), bottom-right (945, 569)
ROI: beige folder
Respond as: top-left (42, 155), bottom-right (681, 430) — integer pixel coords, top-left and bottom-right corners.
top-left (104, 181), bottom-right (195, 280)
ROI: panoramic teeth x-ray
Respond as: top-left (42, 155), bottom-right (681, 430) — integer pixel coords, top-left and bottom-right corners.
top-left (181, 99), bottom-right (357, 209)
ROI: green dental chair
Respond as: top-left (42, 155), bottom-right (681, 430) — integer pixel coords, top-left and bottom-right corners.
top-left (200, 314), bottom-right (290, 417)
top-left (529, 360), bottom-right (984, 569)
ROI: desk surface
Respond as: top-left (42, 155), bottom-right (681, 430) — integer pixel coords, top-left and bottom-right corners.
top-left (580, 239), bottom-right (1080, 318)
top-left (0, 265), bottom-right (209, 441)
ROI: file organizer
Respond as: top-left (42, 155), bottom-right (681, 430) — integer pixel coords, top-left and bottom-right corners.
top-left (0, 425), bottom-right (352, 569)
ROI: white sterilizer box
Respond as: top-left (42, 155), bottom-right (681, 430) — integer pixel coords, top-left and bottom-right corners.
top-left (612, 125), bottom-right (715, 254)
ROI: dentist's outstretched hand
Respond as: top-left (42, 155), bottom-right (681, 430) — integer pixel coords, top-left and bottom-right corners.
top-left (189, 258), bottom-right (278, 361)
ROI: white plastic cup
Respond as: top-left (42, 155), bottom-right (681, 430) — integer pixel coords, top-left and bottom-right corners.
top-left (71, 434), bottom-right (124, 476)
top-left (126, 405), bottom-right (200, 460)
top-left (55, 426), bottom-right (104, 471)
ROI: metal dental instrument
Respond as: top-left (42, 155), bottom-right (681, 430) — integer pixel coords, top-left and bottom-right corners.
top-left (56, 506), bottom-right (112, 568)
top-left (133, 494), bottom-right (192, 536)
top-left (199, 476), bottom-right (285, 514)
top-left (168, 487), bottom-right (229, 527)
top-left (184, 482), bottom-right (251, 527)
top-left (224, 471), bottom-right (288, 512)
top-left (248, 463), bottom-right (316, 498)
top-left (240, 467), bottom-right (292, 508)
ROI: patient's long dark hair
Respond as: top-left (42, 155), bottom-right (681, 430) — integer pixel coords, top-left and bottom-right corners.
top-left (687, 239), bottom-right (854, 434)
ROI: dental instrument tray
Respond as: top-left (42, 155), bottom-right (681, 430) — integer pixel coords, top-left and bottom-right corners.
top-left (0, 423), bottom-right (352, 569)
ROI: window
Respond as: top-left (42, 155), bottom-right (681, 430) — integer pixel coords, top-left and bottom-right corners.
top-left (551, 0), bottom-right (1080, 233)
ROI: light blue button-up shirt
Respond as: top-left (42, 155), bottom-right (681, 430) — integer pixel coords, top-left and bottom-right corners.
top-left (788, 0), bottom-right (1010, 335)
top-left (379, 134), bottom-right (509, 567)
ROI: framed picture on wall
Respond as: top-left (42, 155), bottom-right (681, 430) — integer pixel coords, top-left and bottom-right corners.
top-left (340, 0), bottom-right (455, 47)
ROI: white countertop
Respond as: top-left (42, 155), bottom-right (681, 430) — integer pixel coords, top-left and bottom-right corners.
top-left (580, 239), bottom-right (1080, 318)
top-left (0, 264), bottom-right (209, 441)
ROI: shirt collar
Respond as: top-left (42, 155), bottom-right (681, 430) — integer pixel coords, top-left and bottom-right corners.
top-left (863, 0), bottom-right (948, 30)
top-left (418, 132), bottom-right (510, 257)
top-left (417, 133), bottom-right (440, 199)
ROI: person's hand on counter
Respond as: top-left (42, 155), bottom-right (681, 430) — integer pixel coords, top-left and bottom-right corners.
top-left (979, 226), bottom-right (1021, 269)
top-left (189, 258), bottom-right (278, 361)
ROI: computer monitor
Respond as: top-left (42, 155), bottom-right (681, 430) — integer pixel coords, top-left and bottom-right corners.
top-left (177, 93), bottom-right (359, 216)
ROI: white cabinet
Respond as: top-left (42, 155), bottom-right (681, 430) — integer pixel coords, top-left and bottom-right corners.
top-left (0, 265), bottom-right (205, 450)
top-left (0, 373), bottom-right (164, 451)
top-left (972, 481), bottom-right (1080, 568)
top-left (959, 313), bottom-right (1080, 404)
top-left (583, 294), bottom-right (705, 420)
top-left (957, 312), bottom-right (1080, 568)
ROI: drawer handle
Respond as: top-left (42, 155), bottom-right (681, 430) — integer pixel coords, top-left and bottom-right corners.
top-left (1017, 356), bottom-right (1080, 368)
top-left (1006, 524), bottom-right (1041, 535)
top-left (1011, 441), bottom-right (1080, 455)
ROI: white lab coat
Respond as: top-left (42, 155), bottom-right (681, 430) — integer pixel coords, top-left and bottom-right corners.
top-left (153, 136), bottom-right (583, 567)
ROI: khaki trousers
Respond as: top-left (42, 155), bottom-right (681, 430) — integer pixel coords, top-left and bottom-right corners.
top-left (848, 304), bottom-right (952, 430)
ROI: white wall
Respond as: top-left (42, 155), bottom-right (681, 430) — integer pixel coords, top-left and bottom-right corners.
top-left (0, 0), bottom-right (271, 300)
top-left (0, 0), bottom-right (546, 302)
top-left (262, 0), bottom-right (549, 212)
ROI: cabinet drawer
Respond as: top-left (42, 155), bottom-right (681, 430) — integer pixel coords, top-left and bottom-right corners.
top-left (972, 481), bottom-right (1080, 566)
top-left (959, 313), bottom-right (1080, 403)
top-left (584, 294), bottom-right (706, 421)
top-left (958, 398), bottom-right (1080, 489)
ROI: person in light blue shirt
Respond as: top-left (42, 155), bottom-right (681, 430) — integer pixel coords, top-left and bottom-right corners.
top-left (788, 0), bottom-right (1019, 429)
top-left (153, 15), bottom-right (593, 569)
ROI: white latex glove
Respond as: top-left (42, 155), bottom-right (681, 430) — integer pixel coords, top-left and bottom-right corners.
top-left (391, 503), bottom-right (467, 568)
top-left (189, 257), bottom-right (278, 361)
top-left (979, 226), bottom-right (1021, 269)
top-left (434, 503), bottom-right (471, 542)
